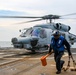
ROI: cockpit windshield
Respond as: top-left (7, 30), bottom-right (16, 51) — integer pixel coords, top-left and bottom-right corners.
top-left (32, 28), bottom-right (47, 38)
top-left (20, 27), bottom-right (47, 38)
top-left (20, 27), bottom-right (32, 37)
top-left (31, 28), bottom-right (40, 36)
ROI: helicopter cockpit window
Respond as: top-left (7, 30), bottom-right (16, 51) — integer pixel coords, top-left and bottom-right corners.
top-left (31, 28), bottom-right (40, 37)
top-left (39, 29), bottom-right (47, 38)
top-left (20, 28), bottom-right (32, 37)
top-left (32, 28), bottom-right (47, 38)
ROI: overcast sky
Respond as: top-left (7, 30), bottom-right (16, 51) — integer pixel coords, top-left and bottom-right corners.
top-left (0, 0), bottom-right (76, 42)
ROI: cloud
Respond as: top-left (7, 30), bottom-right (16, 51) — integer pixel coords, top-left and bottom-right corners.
top-left (0, 0), bottom-right (76, 41)
top-left (0, 0), bottom-right (76, 16)
top-left (0, 10), bottom-right (29, 16)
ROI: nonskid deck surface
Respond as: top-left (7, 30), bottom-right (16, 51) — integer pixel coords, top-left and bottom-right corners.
top-left (0, 48), bottom-right (76, 75)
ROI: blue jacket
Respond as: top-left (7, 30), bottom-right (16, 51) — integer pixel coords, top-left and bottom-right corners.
top-left (51, 35), bottom-right (65, 52)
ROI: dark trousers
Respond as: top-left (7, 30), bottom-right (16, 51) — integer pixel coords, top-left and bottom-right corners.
top-left (54, 51), bottom-right (64, 71)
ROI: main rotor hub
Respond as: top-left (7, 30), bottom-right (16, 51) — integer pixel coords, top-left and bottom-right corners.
top-left (42, 15), bottom-right (60, 19)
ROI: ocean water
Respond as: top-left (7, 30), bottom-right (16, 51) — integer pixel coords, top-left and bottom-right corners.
top-left (0, 41), bottom-right (13, 48)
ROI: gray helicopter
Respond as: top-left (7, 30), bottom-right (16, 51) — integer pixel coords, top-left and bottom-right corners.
top-left (0, 13), bottom-right (76, 52)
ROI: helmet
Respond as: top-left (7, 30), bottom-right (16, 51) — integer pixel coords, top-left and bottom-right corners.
top-left (52, 30), bottom-right (60, 36)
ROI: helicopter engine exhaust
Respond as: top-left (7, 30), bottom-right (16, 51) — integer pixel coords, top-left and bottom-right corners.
top-left (54, 23), bottom-right (71, 32)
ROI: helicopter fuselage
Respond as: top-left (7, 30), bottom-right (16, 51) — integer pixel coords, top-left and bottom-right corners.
top-left (11, 23), bottom-right (76, 51)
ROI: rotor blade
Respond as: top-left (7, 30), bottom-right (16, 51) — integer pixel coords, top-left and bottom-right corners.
top-left (0, 15), bottom-right (60, 19)
top-left (16, 19), bottom-right (43, 24)
top-left (0, 16), bottom-right (42, 18)
top-left (59, 17), bottom-right (76, 19)
top-left (61, 13), bottom-right (76, 17)
top-left (0, 13), bottom-right (76, 20)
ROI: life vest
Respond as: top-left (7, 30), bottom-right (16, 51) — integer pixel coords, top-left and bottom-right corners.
top-left (51, 35), bottom-right (65, 52)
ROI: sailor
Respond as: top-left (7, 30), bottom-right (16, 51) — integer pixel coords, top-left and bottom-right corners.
top-left (49, 30), bottom-right (72, 74)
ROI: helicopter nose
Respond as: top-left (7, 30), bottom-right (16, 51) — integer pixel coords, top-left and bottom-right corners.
top-left (11, 37), bottom-right (31, 48)
top-left (11, 37), bottom-right (18, 44)
top-left (11, 36), bottom-right (39, 49)
top-left (11, 37), bottom-right (30, 44)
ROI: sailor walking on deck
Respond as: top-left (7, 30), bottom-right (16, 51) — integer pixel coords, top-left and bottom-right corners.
top-left (49, 30), bottom-right (72, 74)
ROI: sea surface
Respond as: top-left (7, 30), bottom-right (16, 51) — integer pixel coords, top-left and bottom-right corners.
top-left (0, 41), bottom-right (13, 48)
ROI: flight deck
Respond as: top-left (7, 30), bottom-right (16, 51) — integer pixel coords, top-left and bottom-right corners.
top-left (0, 48), bottom-right (76, 75)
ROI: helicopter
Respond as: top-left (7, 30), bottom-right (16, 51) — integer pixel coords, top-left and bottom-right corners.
top-left (0, 13), bottom-right (76, 52)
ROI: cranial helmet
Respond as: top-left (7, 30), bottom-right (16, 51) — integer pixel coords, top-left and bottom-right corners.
top-left (53, 30), bottom-right (60, 36)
